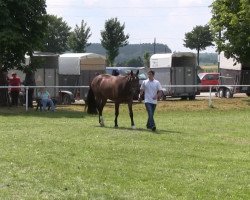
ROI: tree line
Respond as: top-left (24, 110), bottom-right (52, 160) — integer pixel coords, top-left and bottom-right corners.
top-left (86, 43), bottom-right (217, 66)
top-left (0, 0), bottom-right (249, 106)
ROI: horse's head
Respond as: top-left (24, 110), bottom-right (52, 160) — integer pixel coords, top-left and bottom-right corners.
top-left (127, 70), bottom-right (140, 94)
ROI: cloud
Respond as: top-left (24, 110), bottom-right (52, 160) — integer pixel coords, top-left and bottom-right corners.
top-left (178, 0), bottom-right (203, 6)
top-left (82, 0), bottom-right (102, 7)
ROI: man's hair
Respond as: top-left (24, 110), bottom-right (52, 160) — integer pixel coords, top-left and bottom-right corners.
top-left (148, 70), bottom-right (155, 75)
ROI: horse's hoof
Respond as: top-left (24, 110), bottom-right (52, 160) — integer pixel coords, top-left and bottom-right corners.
top-left (114, 125), bottom-right (118, 128)
top-left (100, 123), bottom-right (104, 127)
top-left (131, 125), bottom-right (136, 129)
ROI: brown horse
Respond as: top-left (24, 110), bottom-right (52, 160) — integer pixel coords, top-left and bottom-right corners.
top-left (86, 70), bottom-right (139, 128)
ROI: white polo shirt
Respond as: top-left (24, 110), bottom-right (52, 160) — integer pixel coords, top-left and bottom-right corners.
top-left (140, 79), bottom-right (163, 104)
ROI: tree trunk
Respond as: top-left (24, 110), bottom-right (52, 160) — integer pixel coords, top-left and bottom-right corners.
top-left (197, 49), bottom-right (200, 66)
top-left (0, 71), bottom-right (10, 107)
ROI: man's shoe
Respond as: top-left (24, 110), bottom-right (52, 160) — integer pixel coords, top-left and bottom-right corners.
top-left (152, 126), bottom-right (156, 131)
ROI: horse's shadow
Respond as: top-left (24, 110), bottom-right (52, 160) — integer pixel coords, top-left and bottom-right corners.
top-left (94, 125), bottom-right (182, 134)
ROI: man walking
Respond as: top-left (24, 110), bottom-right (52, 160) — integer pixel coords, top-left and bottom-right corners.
top-left (139, 70), bottom-right (163, 131)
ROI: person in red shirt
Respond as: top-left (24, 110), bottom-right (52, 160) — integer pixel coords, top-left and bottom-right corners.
top-left (9, 72), bottom-right (21, 106)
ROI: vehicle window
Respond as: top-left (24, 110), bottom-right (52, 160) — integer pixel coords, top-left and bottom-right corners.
top-left (106, 69), bottom-right (112, 74)
top-left (122, 69), bottom-right (131, 75)
top-left (214, 74), bottom-right (219, 79)
top-left (122, 69), bottom-right (146, 80)
top-left (198, 74), bottom-right (205, 79)
top-left (106, 68), bottom-right (147, 80)
top-left (206, 75), bottom-right (213, 80)
top-left (138, 73), bottom-right (146, 80)
top-left (205, 74), bottom-right (218, 80)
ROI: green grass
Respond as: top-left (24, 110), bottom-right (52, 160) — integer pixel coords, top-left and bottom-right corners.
top-left (0, 100), bottom-right (249, 199)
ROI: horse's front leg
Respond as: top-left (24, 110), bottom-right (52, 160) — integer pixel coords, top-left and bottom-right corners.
top-left (128, 102), bottom-right (136, 129)
top-left (114, 102), bottom-right (119, 128)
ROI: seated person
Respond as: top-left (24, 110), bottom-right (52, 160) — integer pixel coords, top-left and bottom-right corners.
top-left (37, 87), bottom-right (55, 111)
top-left (112, 69), bottom-right (119, 76)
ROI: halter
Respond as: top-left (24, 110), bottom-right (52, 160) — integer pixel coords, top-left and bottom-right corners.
top-left (126, 71), bottom-right (139, 94)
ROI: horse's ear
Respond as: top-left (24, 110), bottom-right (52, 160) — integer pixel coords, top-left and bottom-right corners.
top-left (130, 70), bottom-right (134, 76)
top-left (136, 70), bottom-right (139, 76)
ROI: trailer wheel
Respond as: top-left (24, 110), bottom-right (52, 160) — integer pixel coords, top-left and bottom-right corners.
top-left (225, 89), bottom-right (233, 98)
top-left (246, 93), bottom-right (250, 97)
top-left (62, 94), bottom-right (71, 105)
top-left (189, 95), bottom-right (196, 100)
top-left (218, 88), bottom-right (225, 98)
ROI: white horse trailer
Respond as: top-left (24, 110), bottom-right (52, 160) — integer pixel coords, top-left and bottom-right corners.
top-left (9, 52), bottom-right (75, 105)
top-left (10, 52), bottom-right (107, 105)
top-left (59, 53), bottom-right (106, 100)
top-left (150, 52), bottom-right (199, 100)
top-left (217, 52), bottom-right (250, 98)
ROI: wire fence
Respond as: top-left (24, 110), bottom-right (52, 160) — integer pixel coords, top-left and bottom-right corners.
top-left (1, 85), bottom-right (249, 111)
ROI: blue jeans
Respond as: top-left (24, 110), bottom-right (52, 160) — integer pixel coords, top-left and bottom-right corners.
top-left (41, 99), bottom-right (55, 111)
top-left (145, 103), bottom-right (156, 128)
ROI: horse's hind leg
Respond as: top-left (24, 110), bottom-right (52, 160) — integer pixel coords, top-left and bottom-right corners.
top-left (97, 98), bottom-right (106, 127)
top-left (114, 103), bottom-right (120, 128)
top-left (99, 115), bottom-right (104, 127)
top-left (128, 102), bottom-right (136, 129)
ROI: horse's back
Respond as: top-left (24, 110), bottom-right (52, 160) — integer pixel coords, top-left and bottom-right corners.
top-left (91, 74), bottom-right (129, 101)
top-left (92, 74), bottom-right (119, 90)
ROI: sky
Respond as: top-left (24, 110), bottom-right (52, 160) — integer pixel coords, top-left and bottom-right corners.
top-left (46, 0), bottom-right (216, 53)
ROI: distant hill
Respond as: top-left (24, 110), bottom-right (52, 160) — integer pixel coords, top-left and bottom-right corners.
top-left (86, 43), bottom-right (171, 63)
top-left (86, 43), bottom-right (217, 65)
top-left (199, 53), bottom-right (218, 65)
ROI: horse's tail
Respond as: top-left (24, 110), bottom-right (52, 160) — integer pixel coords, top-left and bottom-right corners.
top-left (86, 86), bottom-right (98, 114)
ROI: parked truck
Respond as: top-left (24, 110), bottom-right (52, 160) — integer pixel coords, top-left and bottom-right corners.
top-left (217, 52), bottom-right (250, 98)
top-left (150, 52), bottom-right (199, 100)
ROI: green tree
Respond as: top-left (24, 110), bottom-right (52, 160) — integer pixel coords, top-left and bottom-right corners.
top-left (126, 57), bottom-right (144, 67)
top-left (183, 25), bottom-right (214, 66)
top-left (0, 0), bottom-right (47, 106)
top-left (68, 20), bottom-right (92, 53)
top-left (101, 17), bottom-right (129, 66)
top-left (143, 52), bottom-right (151, 68)
top-left (210, 0), bottom-right (250, 64)
top-left (42, 15), bottom-right (71, 53)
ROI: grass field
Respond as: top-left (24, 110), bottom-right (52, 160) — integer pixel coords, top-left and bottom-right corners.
top-left (0, 98), bottom-right (250, 199)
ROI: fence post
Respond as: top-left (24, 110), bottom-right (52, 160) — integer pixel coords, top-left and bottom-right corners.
top-left (208, 86), bottom-right (213, 107)
top-left (25, 86), bottom-right (29, 111)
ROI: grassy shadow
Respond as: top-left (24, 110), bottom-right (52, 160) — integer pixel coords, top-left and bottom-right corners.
top-left (94, 125), bottom-right (182, 134)
top-left (0, 106), bottom-right (87, 119)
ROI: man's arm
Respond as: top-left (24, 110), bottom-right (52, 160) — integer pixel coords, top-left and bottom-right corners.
top-left (139, 88), bottom-right (144, 97)
top-left (46, 91), bottom-right (51, 99)
top-left (157, 90), bottom-right (163, 100)
top-left (138, 89), bottom-right (144, 102)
